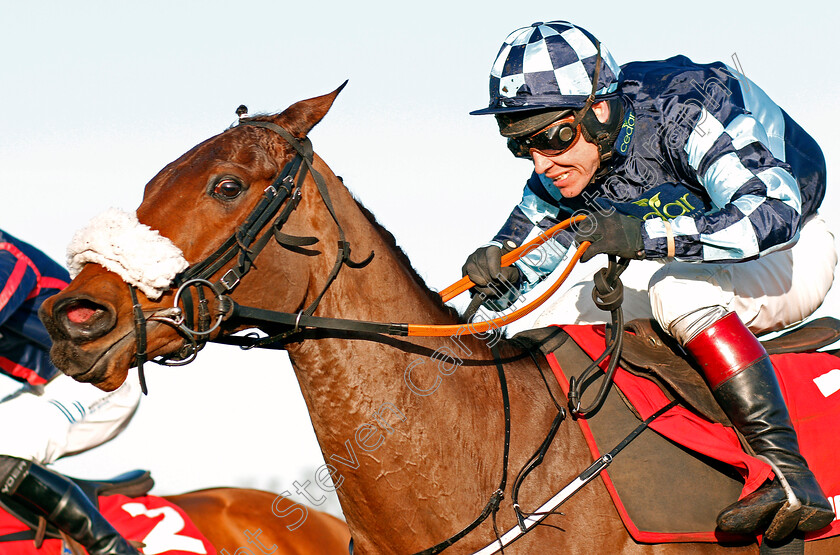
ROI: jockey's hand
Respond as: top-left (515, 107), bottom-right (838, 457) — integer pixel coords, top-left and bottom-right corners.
top-left (462, 242), bottom-right (521, 300)
top-left (575, 210), bottom-right (646, 263)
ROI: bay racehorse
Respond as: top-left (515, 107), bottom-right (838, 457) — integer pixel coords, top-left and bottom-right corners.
top-left (38, 86), bottom-right (839, 554)
top-left (166, 488), bottom-right (350, 554)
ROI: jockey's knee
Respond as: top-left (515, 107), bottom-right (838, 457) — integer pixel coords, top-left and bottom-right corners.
top-left (648, 264), bottom-right (732, 345)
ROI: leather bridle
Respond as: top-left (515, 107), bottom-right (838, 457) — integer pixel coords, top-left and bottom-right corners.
top-left (128, 119), bottom-right (373, 391)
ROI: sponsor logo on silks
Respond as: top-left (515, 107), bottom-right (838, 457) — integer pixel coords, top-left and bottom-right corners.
top-left (630, 191), bottom-right (698, 221)
top-left (599, 183), bottom-right (706, 222)
top-left (615, 109), bottom-right (635, 155)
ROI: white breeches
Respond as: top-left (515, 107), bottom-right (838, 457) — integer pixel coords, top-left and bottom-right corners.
top-left (534, 215), bottom-right (838, 344)
top-left (0, 372), bottom-right (141, 464)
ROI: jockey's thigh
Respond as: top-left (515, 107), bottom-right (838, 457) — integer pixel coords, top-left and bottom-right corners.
top-left (533, 257), bottom-right (662, 326)
top-left (648, 214), bottom-right (837, 342)
top-left (0, 372), bottom-right (141, 464)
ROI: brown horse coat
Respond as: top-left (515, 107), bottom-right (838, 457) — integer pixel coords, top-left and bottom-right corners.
top-left (169, 489), bottom-right (350, 554)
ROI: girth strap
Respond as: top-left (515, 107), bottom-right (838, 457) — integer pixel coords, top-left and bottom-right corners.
top-left (469, 400), bottom-right (678, 555)
top-left (759, 536), bottom-right (805, 554)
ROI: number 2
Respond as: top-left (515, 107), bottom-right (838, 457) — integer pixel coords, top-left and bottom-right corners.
top-left (121, 502), bottom-right (207, 555)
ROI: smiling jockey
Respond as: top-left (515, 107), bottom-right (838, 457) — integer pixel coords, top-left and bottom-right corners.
top-left (463, 21), bottom-right (836, 540)
top-left (0, 229), bottom-right (142, 554)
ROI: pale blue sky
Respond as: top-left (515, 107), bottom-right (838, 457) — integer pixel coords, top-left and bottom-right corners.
top-left (2, 1), bottom-right (838, 517)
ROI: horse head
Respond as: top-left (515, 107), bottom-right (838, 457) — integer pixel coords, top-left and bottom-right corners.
top-left (40, 85), bottom-right (349, 391)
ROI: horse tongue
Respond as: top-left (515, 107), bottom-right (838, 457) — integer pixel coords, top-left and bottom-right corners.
top-left (66, 305), bottom-right (97, 324)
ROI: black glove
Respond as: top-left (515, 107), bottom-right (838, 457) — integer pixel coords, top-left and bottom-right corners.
top-left (462, 242), bottom-right (521, 300)
top-left (575, 210), bottom-right (646, 263)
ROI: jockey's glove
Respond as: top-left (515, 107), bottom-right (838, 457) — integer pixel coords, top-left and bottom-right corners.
top-left (575, 210), bottom-right (646, 263)
top-left (462, 242), bottom-right (521, 301)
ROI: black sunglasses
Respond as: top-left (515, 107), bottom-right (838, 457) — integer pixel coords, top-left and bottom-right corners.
top-left (507, 119), bottom-right (580, 159)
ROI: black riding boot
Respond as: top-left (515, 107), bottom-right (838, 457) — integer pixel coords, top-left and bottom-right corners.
top-left (0, 457), bottom-right (140, 555)
top-left (685, 312), bottom-right (834, 541)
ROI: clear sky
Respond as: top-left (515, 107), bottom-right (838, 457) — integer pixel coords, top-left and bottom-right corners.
top-left (2, 1), bottom-right (839, 518)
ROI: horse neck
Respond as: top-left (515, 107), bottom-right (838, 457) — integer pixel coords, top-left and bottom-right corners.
top-left (285, 158), bottom-right (486, 400)
top-left (291, 157), bottom-right (460, 326)
top-left (264, 160), bottom-right (636, 553)
top-left (281, 164), bottom-right (529, 536)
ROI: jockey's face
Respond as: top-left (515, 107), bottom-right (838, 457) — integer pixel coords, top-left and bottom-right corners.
top-left (530, 101), bottom-right (609, 198)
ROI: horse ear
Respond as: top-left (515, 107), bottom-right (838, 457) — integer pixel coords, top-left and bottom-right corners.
top-left (273, 81), bottom-right (348, 138)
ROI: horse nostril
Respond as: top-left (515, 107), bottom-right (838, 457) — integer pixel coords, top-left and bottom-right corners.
top-left (57, 298), bottom-right (117, 341)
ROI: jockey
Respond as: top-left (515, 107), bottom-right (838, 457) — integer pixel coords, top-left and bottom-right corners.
top-left (0, 230), bottom-right (142, 554)
top-left (463, 21), bottom-right (836, 540)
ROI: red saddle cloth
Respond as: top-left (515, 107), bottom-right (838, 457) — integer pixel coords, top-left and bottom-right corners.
top-left (0, 493), bottom-right (216, 555)
top-left (549, 324), bottom-right (840, 543)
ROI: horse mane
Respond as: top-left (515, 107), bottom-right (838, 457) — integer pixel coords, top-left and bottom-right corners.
top-left (349, 192), bottom-right (461, 320)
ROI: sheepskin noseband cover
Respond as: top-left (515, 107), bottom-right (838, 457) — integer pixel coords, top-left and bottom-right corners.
top-left (66, 208), bottom-right (190, 301)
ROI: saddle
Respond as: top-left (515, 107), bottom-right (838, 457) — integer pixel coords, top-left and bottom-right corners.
top-left (619, 317), bottom-right (840, 424)
top-left (0, 469), bottom-right (154, 543)
top-left (511, 317), bottom-right (840, 543)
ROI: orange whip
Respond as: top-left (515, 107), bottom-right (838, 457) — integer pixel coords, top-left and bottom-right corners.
top-left (408, 216), bottom-right (589, 337)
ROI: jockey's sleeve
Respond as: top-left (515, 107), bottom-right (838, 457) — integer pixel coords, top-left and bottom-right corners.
top-left (486, 176), bottom-right (575, 309)
top-left (640, 82), bottom-right (805, 262)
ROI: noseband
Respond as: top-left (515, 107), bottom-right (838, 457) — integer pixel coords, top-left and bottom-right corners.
top-left (129, 120), bottom-right (373, 392)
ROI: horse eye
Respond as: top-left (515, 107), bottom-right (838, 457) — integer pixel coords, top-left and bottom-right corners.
top-left (213, 178), bottom-right (243, 199)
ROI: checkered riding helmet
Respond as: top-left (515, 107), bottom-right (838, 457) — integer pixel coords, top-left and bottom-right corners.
top-left (471, 21), bottom-right (622, 115)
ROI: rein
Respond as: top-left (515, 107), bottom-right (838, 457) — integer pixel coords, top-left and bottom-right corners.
top-left (192, 219), bottom-right (592, 347)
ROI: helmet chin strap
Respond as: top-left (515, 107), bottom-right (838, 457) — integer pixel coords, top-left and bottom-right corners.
top-left (571, 39), bottom-right (626, 180)
top-left (569, 39), bottom-right (602, 135)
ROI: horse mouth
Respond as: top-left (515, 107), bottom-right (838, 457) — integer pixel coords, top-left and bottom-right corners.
top-left (51, 321), bottom-right (179, 391)
top-left (51, 329), bottom-right (134, 389)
